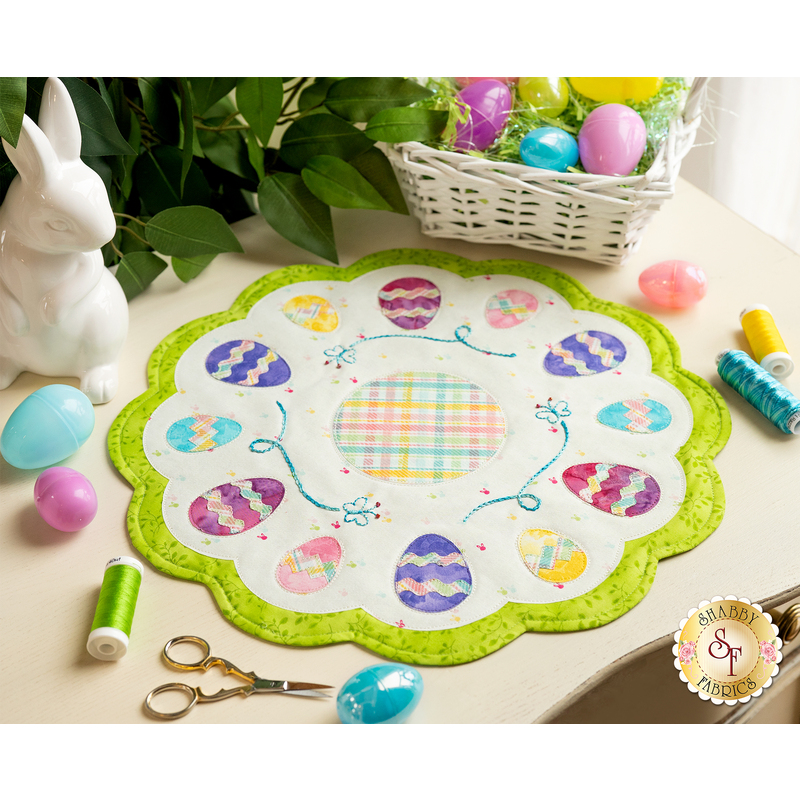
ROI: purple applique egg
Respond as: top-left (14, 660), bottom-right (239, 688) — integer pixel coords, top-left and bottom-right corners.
top-left (454, 80), bottom-right (512, 152)
top-left (562, 463), bottom-right (660, 517)
top-left (394, 534), bottom-right (472, 613)
top-left (485, 289), bottom-right (539, 329)
top-left (166, 414), bottom-right (242, 453)
top-left (189, 477), bottom-right (285, 535)
top-left (378, 278), bottom-right (441, 330)
top-left (276, 536), bottom-right (343, 595)
top-left (205, 340), bottom-right (291, 387)
top-left (544, 330), bottom-right (626, 376)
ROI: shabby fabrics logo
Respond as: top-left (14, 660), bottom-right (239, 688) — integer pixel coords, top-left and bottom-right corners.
top-left (674, 595), bottom-right (783, 705)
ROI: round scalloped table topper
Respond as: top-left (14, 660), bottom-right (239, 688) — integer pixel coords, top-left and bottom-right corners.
top-left (109, 250), bottom-right (730, 666)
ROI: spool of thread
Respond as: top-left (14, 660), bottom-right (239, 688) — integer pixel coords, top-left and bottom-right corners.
top-left (740, 305), bottom-right (793, 378)
top-left (87, 557), bottom-right (143, 661)
top-left (716, 349), bottom-right (800, 435)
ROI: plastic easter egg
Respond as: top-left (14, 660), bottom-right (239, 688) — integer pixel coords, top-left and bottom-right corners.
top-left (395, 533), bottom-right (472, 612)
top-left (570, 77), bottom-right (664, 104)
top-left (276, 536), bottom-right (343, 594)
top-left (544, 330), bottom-right (627, 377)
top-left (454, 79), bottom-right (512, 152)
top-left (578, 104), bottom-right (647, 176)
top-left (638, 260), bottom-right (708, 308)
top-left (518, 77), bottom-right (569, 118)
top-left (454, 77), bottom-right (518, 87)
top-left (337, 664), bottom-right (423, 724)
top-left (518, 529), bottom-right (587, 583)
top-left (562, 462), bottom-right (661, 517)
top-left (519, 127), bottom-right (579, 172)
top-left (34, 467), bottom-right (98, 531)
top-left (205, 340), bottom-right (291, 387)
top-left (189, 477), bottom-right (284, 535)
top-left (1, 384), bottom-right (95, 470)
top-left (597, 399), bottom-right (673, 434)
top-left (378, 277), bottom-right (441, 330)
top-left (485, 289), bottom-right (539, 328)
top-left (166, 414), bottom-right (242, 453)
top-left (283, 294), bottom-right (338, 332)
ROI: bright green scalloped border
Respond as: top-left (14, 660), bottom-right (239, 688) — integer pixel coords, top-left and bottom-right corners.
top-left (109, 249), bottom-right (730, 665)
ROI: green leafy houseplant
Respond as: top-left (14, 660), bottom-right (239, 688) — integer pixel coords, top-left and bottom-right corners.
top-left (0, 77), bottom-right (447, 299)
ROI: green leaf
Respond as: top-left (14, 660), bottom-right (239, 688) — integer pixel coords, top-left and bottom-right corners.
top-left (132, 145), bottom-right (211, 215)
top-left (107, 78), bottom-right (132, 140)
top-left (246, 129), bottom-right (265, 180)
top-left (279, 113), bottom-right (373, 169)
top-left (348, 148), bottom-right (408, 215)
top-left (145, 205), bottom-right (243, 257)
top-left (138, 77), bottom-right (180, 144)
top-left (325, 77), bottom-right (432, 123)
top-left (60, 78), bottom-right (136, 157)
top-left (190, 77), bottom-right (237, 116)
top-left (0, 77), bottom-right (27, 147)
top-left (298, 78), bottom-right (337, 112)
top-left (0, 156), bottom-right (17, 205)
top-left (236, 77), bottom-right (282, 147)
top-left (196, 120), bottom-right (258, 183)
top-left (176, 78), bottom-right (194, 195)
top-left (257, 172), bottom-right (337, 263)
top-left (172, 253), bottom-right (216, 283)
top-left (365, 107), bottom-right (448, 143)
top-left (301, 154), bottom-right (391, 211)
top-left (115, 251), bottom-right (168, 300)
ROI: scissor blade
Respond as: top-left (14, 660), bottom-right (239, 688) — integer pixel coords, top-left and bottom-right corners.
top-left (284, 681), bottom-right (333, 698)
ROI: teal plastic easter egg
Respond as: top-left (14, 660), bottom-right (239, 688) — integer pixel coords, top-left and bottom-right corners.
top-left (337, 664), bottom-right (423, 724)
top-left (519, 127), bottom-right (579, 171)
top-left (0, 385), bottom-right (95, 469)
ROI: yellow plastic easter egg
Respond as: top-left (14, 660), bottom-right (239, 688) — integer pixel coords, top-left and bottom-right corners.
top-left (569, 77), bottom-right (664, 104)
top-left (518, 77), bottom-right (569, 118)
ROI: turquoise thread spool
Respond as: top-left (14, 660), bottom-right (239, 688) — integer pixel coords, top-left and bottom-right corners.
top-left (716, 350), bottom-right (800, 435)
top-left (86, 557), bottom-right (143, 661)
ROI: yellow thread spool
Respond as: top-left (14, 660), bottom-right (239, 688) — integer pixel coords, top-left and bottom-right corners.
top-left (740, 305), bottom-right (793, 378)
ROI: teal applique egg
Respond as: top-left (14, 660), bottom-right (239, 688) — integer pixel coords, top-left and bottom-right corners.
top-left (597, 399), bottom-right (672, 434)
top-left (166, 414), bottom-right (242, 452)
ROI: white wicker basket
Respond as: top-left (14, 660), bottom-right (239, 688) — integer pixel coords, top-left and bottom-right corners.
top-left (387, 78), bottom-right (708, 266)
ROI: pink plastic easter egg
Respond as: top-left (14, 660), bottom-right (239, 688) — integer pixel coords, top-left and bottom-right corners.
top-left (454, 80), bottom-right (512, 152)
top-left (454, 77), bottom-right (518, 87)
top-left (578, 104), bottom-right (646, 176)
top-left (34, 467), bottom-right (98, 531)
top-left (638, 260), bottom-right (708, 308)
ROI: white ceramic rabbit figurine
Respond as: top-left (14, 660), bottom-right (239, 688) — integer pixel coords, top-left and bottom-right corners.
top-left (0, 77), bottom-right (127, 404)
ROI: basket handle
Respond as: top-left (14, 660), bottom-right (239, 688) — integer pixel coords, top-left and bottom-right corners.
top-left (684, 77), bottom-right (709, 123)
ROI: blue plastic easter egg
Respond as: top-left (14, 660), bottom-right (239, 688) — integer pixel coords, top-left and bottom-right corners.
top-left (0, 385), bottom-right (95, 469)
top-left (337, 664), bottom-right (423, 724)
top-left (519, 127), bottom-right (579, 171)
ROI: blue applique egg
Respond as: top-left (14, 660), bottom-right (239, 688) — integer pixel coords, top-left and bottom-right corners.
top-left (205, 340), bottom-right (291, 387)
top-left (166, 414), bottom-right (242, 452)
top-left (597, 399), bottom-right (672, 434)
top-left (544, 330), bottom-right (627, 376)
top-left (394, 534), bottom-right (472, 613)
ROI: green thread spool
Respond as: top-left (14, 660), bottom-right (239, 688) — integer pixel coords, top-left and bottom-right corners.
top-left (87, 557), bottom-right (143, 661)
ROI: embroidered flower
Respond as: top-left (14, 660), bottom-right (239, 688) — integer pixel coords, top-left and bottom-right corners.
top-left (342, 496), bottom-right (381, 526)
top-left (535, 399), bottom-right (571, 425)
top-left (324, 344), bottom-right (357, 366)
top-left (678, 639), bottom-right (696, 664)
top-left (759, 640), bottom-right (778, 665)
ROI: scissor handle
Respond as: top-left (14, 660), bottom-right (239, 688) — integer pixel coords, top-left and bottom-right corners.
top-left (145, 682), bottom-right (199, 720)
top-left (162, 635), bottom-right (212, 670)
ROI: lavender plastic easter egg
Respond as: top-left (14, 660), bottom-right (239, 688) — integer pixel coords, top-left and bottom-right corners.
top-left (562, 462), bottom-right (661, 517)
top-left (454, 80), bottom-right (512, 152)
top-left (578, 104), bottom-right (646, 176)
top-left (189, 477), bottom-right (284, 535)
top-left (639, 260), bottom-right (708, 308)
top-left (519, 127), bottom-right (579, 172)
top-left (34, 467), bottom-right (97, 531)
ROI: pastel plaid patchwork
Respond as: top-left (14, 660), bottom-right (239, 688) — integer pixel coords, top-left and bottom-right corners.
top-left (332, 371), bottom-right (506, 484)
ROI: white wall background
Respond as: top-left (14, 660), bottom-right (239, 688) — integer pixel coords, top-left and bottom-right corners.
top-left (679, 77), bottom-right (800, 254)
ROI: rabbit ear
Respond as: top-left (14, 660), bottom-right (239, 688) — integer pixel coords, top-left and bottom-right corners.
top-left (37, 77), bottom-right (82, 162)
top-left (2, 116), bottom-right (59, 186)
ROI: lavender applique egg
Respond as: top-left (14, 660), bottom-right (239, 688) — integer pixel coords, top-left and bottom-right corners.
top-left (544, 330), bottom-right (626, 376)
top-left (205, 340), bottom-right (291, 387)
top-left (562, 463), bottom-right (660, 517)
top-left (189, 478), bottom-right (285, 535)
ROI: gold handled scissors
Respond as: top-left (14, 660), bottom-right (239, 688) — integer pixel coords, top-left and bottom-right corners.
top-left (144, 635), bottom-right (333, 720)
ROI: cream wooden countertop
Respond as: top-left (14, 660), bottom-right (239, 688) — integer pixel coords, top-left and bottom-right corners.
top-left (2, 177), bottom-right (798, 724)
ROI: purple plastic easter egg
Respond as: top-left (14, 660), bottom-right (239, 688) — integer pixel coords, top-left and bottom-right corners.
top-left (639, 260), bottom-right (708, 308)
top-left (454, 80), bottom-right (512, 152)
top-left (34, 467), bottom-right (98, 531)
top-left (578, 104), bottom-right (647, 176)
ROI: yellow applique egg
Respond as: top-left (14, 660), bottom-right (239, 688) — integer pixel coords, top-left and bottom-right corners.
top-left (569, 77), bottom-right (664, 104)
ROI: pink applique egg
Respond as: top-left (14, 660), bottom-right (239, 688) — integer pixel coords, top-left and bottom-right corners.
top-left (485, 289), bottom-right (539, 328)
top-left (578, 104), bottom-right (647, 176)
top-left (454, 80), bottom-right (512, 152)
top-left (189, 478), bottom-right (284, 535)
top-left (562, 462), bottom-right (660, 517)
top-left (276, 536), bottom-right (342, 594)
top-left (638, 260), bottom-right (708, 308)
top-left (378, 277), bottom-right (441, 330)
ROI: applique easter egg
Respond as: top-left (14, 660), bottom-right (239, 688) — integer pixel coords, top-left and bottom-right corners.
top-left (597, 399), bottom-right (672, 434)
top-left (562, 463), bottom-right (660, 517)
top-left (166, 414), bottom-right (242, 452)
top-left (276, 536), bottom-right (342, 595)
top-left (205, 340), bottom-right (291, 387)
top-left (189, 478), bottom-right (284, 535)
top-left (395, 534), bottom-right (472, 613)
top-left (378, 277), bottom-right (441, 330)
top-left (485, 289), bottom-right (539, 329)
top-left (544, 330), bottom-right (626, 376)
top-left (282, 295), bottom-right (338, 332)
top-left (518, 529), bottom-right (587, 583)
